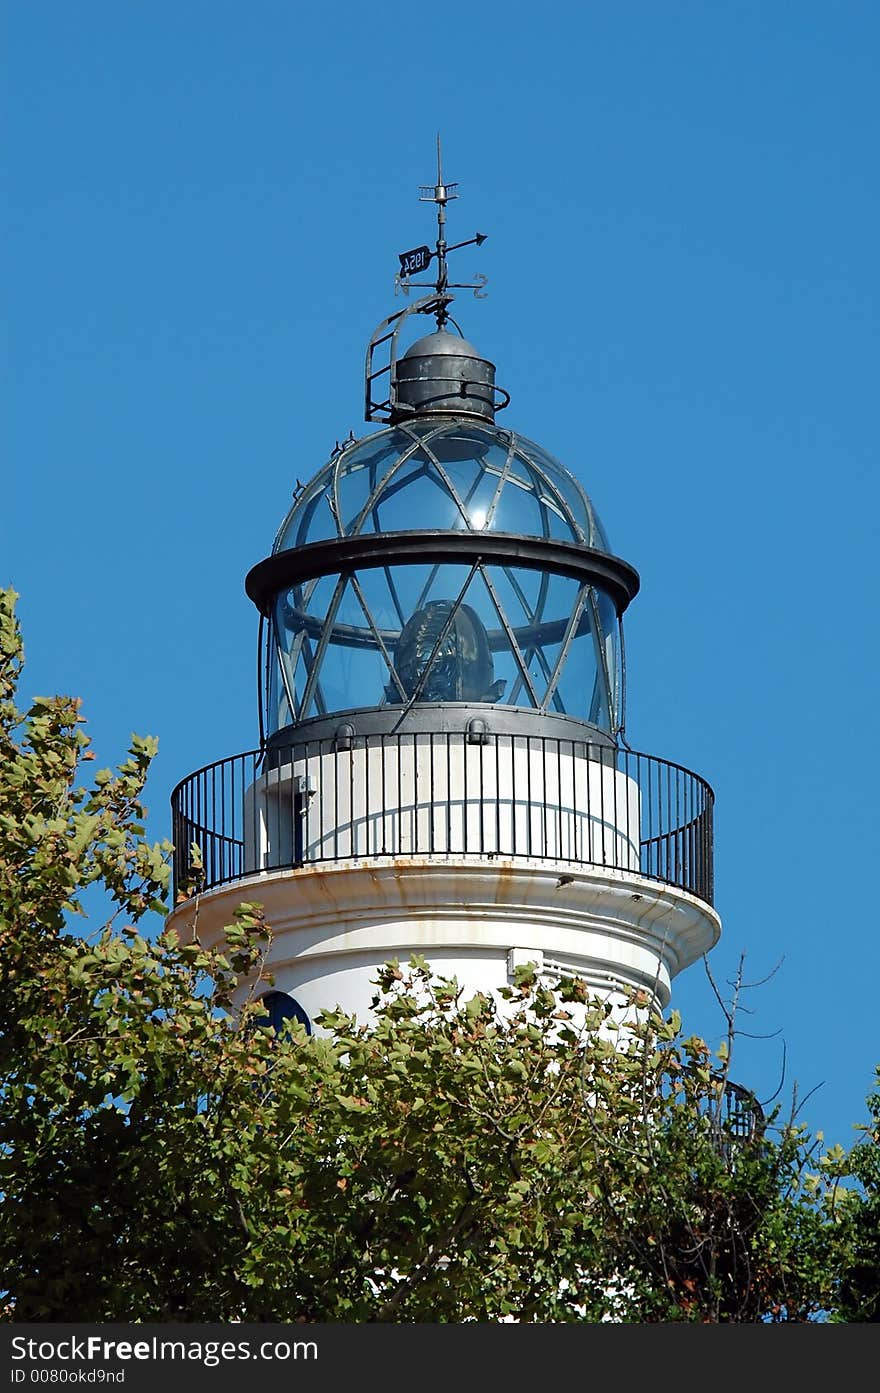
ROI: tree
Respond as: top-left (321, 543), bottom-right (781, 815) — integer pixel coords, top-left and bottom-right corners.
top-left (829, 1067), bottom-right (880, 1322)
top-left (0, 586), bottom-right (872, 1321)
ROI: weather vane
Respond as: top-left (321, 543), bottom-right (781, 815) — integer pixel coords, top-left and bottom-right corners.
top-left (395, 135), bottom-right (488, 328)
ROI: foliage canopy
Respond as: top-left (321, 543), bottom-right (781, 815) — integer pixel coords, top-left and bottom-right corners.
top-left (0, 587), bottom-right (876, 1322)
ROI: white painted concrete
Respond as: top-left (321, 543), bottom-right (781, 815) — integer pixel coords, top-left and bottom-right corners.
top-left (243, 737), bottom-right (641, 872)
top-left (166, 855), bottom-right (720, 1027)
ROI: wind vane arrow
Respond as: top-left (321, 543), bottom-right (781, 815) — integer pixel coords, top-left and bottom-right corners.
top-left (445, 233), bottom-right (488, 254)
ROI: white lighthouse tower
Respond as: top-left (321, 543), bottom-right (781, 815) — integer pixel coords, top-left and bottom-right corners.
top-left (167, 159), bottom-right (720, 1033)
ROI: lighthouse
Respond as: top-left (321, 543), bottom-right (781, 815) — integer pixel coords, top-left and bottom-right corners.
top-left (167, 156), bottom-right (720, 1033)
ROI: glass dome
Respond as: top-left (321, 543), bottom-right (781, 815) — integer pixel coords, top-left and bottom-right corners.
top-left (273, 420), bottom-right (611, 553)
top-left (256, 420), bottom-right (633, 739)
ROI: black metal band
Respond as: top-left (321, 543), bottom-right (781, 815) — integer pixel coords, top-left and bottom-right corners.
top-left (246, 530), bottom-right (640, 616)
top-left (263, 703), bottom-right (617, 752)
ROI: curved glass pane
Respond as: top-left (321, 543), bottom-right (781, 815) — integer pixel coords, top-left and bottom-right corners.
top-left (512, 436), bottom-right (611, 551)
top-left (272, 422), bottom-right (612, 555)
top-left (268, 559), bottom-right (618, 731)
top-left (596, 589), bottom-right (621, 731)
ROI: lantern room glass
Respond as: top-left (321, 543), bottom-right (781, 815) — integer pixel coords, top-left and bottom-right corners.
top-left (266, 421), bottom-right (622, 735)
top-left (273, 421), bottom-right (611, 552)
top-left (269, 564), bottom-right (620, 730)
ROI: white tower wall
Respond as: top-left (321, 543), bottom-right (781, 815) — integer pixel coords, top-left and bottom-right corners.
top-left (245, 736), bottom-right (640, 871)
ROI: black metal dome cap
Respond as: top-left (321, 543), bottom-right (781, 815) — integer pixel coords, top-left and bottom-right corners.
top-left (391, 327), bottom-right (497, 423)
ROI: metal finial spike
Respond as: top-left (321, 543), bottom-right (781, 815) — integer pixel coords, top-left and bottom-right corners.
top-left (420, 135), bottom-right (455, 328)
top-left (394, 146), bottom-right (487, 332)
top-left (418, 134), bottom-right (458, 205)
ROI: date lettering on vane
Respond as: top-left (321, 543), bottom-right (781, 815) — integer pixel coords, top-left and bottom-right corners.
top-left (398, 245), bottom-right (431, 276)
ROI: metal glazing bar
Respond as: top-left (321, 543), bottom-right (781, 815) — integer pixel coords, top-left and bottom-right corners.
top-left (299, 572), bottom-right (350, 719)
top-left (503, 561), bottom-right (555, 706)
top-left (483, 432), bottom-right (517, 528)
top-left (348, 570), bottom-right (409, 702)
top-left (479, 564), bottom-right (542, 709)
top-left (396, 563), bottom-right (480, 714)
top-left (411, 559), bottom-right (445, 619)
top-left (412, 436), bottom-right (475, 530)
top-left (513, 440), bottom-right (585, 543)
top-left (349, 423), bottom-right (450, 536)
top-left (541, 583), bottom-right (590, 713)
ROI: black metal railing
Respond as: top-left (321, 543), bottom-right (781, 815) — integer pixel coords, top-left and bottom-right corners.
top-left (171, 733), bottom-right (714, 905)
top-left (708, 1076), bottom-right (766, 1159)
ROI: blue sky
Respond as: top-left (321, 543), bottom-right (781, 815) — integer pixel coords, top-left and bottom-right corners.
top-left (3, 1), bottom-right (878, 1152)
